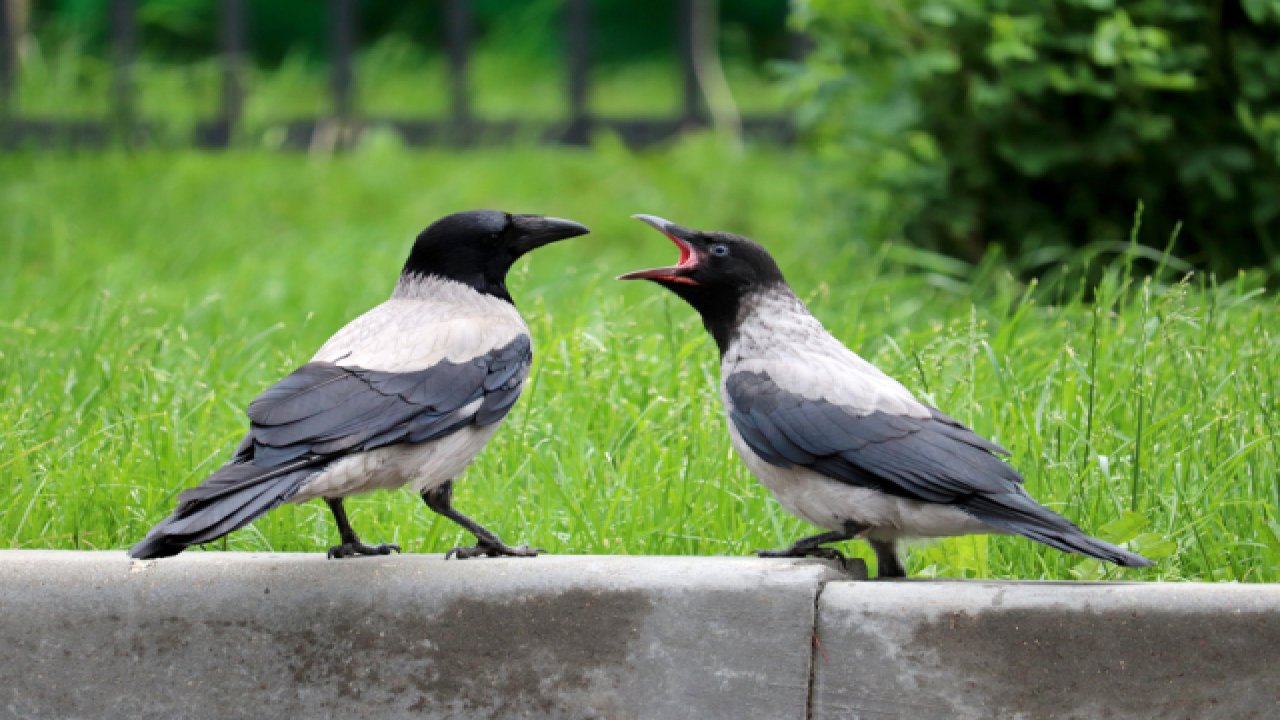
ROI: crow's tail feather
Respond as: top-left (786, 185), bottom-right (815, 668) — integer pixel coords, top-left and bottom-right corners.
top-left (966, 492), bottom-right (1153, 568)
top-left (128, 458), bottom-right (320, 559)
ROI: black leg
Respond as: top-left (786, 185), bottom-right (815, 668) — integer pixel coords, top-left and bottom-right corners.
top-left (421, 480), bottom-right (542, 560)
top-left (757, 521), bottom-right (868, 561)
top-left (869, 539), bottom-right (906, 578)
top-left (325, 498), bottom-right (401, 559)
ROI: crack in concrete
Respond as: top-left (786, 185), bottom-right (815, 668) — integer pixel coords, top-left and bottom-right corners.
top-left (805, 578), bottom-right (823, 720)
top-left (806, 558), bottom-right (868, 720)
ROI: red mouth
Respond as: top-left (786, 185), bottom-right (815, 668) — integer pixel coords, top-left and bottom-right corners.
top-left (618, 215), bottom-right (700, 285)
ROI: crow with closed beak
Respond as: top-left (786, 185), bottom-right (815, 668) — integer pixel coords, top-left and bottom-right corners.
top-left (129, 210), bottom-right (589, 560)
top-left (620, 214), bottom-right (1151, 577)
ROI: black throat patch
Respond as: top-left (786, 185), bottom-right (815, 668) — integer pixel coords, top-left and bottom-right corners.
top-left (667, 280), bottom-right (786, 356)
top-left (401, 245), bottom-right (517, 305)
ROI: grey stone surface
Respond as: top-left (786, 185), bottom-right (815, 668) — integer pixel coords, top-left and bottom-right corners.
top-left (6, 551), bottom-right (1280, 720)
top-left (0, 551), bottom-right (849, 720)
top-left (813, 580), bottom-right (1280, 720)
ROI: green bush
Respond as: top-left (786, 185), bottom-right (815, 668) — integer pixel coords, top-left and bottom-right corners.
top-left (793, 0), bottom-right (1280, 277)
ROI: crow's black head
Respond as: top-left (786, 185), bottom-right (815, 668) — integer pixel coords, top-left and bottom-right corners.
top-left (402, 210), bottom-right (590, 302)
top-left (619, 214), bottom-right (786, 351)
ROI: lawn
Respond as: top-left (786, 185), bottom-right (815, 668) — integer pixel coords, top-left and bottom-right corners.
top-left (1, 139), bottom-right (1277, 580)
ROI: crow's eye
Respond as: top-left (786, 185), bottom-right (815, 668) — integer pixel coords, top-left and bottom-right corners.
top-left (710, 244), bottom-right (729, 257)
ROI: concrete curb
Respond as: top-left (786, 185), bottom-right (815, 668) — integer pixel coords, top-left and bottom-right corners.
top-left (2, 551), bottom-right (1278, 719)
top-left (0, 551), bottom-right (851, 720)
top-left (812, 580), bottom-right (1280, 720)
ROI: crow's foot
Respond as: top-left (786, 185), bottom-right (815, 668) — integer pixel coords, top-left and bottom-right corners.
top-left (756, 546), bottom-right (846, 561)
top-left (445, 539), bottom-right (543, 560)
top-left (327, 542), bottom-right (401, 559)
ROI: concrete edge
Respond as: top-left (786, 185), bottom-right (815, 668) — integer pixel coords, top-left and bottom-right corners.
top-left (2, 551), bottom-right (1277, 720)
top-left (1, 551), bottom-right (852, 720)
top-left (812, 579), bottom-right (1280, 719)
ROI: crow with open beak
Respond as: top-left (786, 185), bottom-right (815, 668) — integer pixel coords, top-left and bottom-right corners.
top-left (130, 210), bottom-right (589, 560)
top-left (620, 214), bottom-right (1152, 577)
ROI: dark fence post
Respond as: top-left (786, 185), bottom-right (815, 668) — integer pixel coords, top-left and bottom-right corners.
top-left (320, 0), bottom-right (358, 151)
top-left (0, 0), bottom-right (15, 116)
top-left (215, 0), bottom-right (246, 145)
top-left (443, 0), bottom-right (472, 142)
top-left (788, 26), bottom-right (813, 62)
top-left (564, 0), bottom-right (590, 145)
top-left (110, 0), bottom-right (137, 144)
top-left (676, 0), bottom-right (708, 128)
top-left (328, 0), bottom-right (356, 121)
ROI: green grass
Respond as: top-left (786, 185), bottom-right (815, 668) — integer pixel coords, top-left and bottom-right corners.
top-left (1, 139), bottom-right (1277, 581)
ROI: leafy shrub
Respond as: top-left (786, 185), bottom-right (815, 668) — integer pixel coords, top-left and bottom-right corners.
top-left (793, 0), bottom-right (1280, 277)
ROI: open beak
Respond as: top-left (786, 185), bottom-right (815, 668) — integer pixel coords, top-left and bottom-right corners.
top-left (509, 215), bottom-right (591, 254)
top-left (618, 214), bottom-right (701, 285)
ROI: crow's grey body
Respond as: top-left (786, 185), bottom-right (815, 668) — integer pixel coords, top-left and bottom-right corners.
top-left (621, 214), bottom-right (1151, 576)
top-left (285, 274), bottom-right (529, 503)
top-left (130, 276), bottom-right (529, 559)
top-left (721, 285), bottom-right (998, 541)
top-left (130, 210), bottom-right (588, 559)
top-left (720, 284), bottom-right (1151, 572)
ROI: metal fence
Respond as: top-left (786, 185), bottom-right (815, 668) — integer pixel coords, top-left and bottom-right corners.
top-left (0, 0), bottom-right (798, 151)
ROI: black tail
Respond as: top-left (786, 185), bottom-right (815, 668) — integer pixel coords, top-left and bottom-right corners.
top-left (128, 457), bottom-right (320, 559)
top-left (966, 491), bottom-right (1154, 568)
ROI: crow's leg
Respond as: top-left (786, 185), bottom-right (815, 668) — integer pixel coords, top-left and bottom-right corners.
top-left (325, 498), bottom-right (401, 559)
top-left (421, 480), bottom-right (542, 559)
top-left (869, 538), bottom-right (906, 578)
top-left (756, 521), bottom-right (868, 562)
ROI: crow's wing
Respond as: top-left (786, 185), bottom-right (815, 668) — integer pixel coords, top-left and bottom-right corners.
top-left (724, 368), bottom-right (1020, 505)
top-left (171, 334), bottom-right (531, 509)
top-left (130, 298), bottom-right (532, 559)
top-left (723, 368), bottom-right (1151, 566)
top-left (245, 333), bottom-right (532, 466)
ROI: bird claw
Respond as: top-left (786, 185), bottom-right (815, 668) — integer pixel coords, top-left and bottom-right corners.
top-left (327, 542), bottom-right (401, 559)
top-left (444, 540), bottom-right (544, 560)
top-left (756, 546), bottom-right (846, 561)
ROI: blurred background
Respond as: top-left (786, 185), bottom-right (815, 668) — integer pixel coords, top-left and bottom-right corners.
top-left (3, 0), bottom-right (1279, 276)
top-left (0, 1), bottom-right (1277, 580)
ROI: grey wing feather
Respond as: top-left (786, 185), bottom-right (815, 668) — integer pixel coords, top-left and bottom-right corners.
top-left (129, 335), bottom-right (532, 560)
top-left (726, 370), bottom-right (1020, 504)
top-left (247, 334), bottom-right (531, 461)
top-left (927, 406), bottom-right (1011, 455)
top-left (724, 369), bottom-right (1152, 567)
top-left (475, 334), bottom-right (533, 424)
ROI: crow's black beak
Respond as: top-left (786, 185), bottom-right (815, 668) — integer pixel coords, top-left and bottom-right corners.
top-left (619, 214), bottom-right (702, 285)
top-left (630, 214), bottom-right (702, 245)
top-left (509, 215), bottom-right (590, 255)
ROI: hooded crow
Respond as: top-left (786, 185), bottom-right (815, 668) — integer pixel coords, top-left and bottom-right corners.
top-left (129, 210), bottom-right (589, 560)
top-left (620, 214), bottom-right (1152, 577)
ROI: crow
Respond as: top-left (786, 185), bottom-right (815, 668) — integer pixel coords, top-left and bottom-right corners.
top-left (620, 214), bottom-right (1151, 577)
top-left (129, 210), bottom-right (589, 560)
